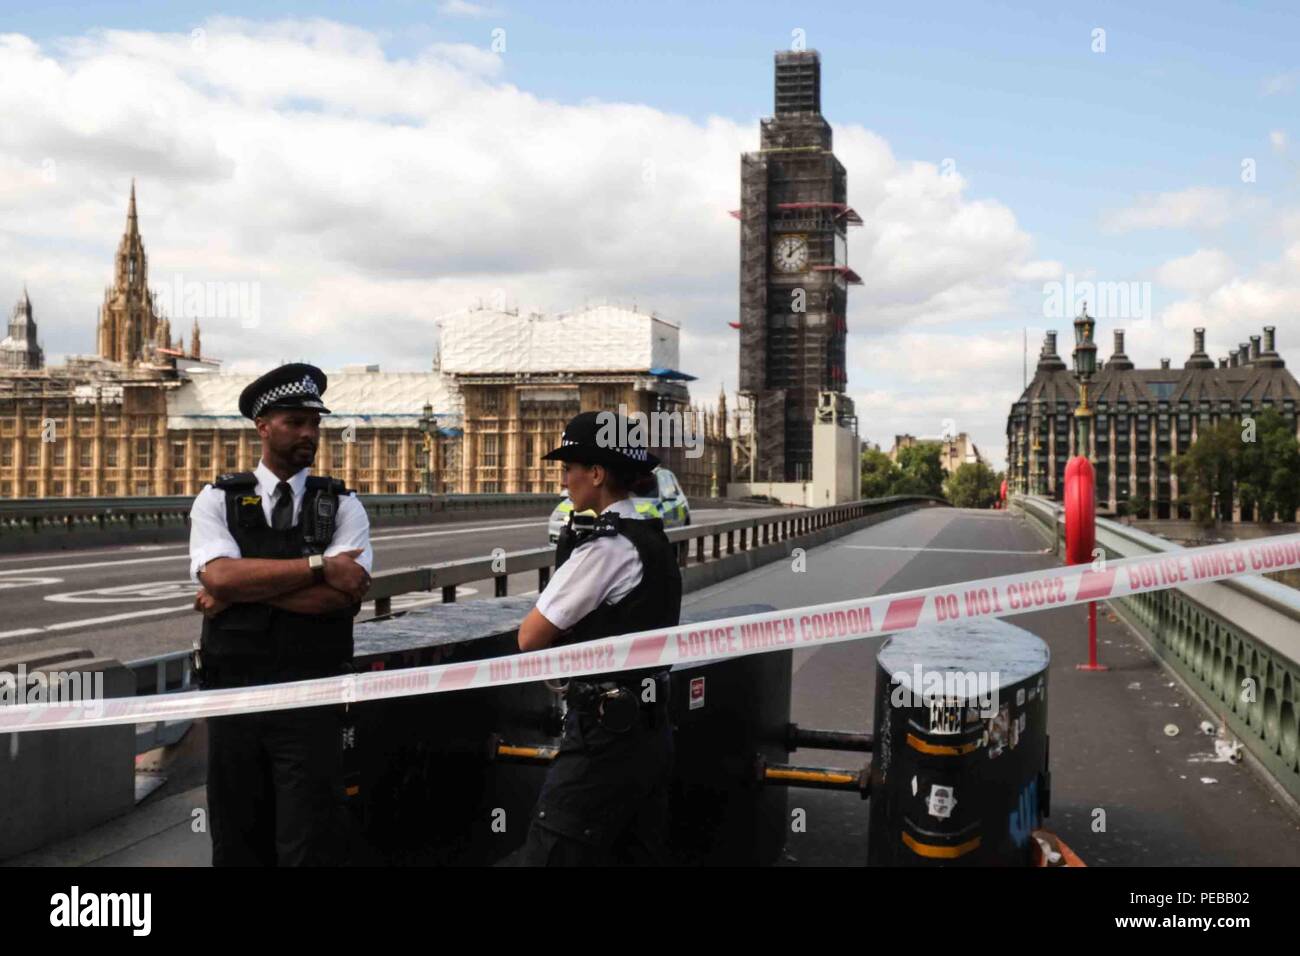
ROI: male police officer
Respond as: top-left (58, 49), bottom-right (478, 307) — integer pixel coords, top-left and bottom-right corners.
top-left (188, 362), bottom-right (373, 866)
top-left (516, 410), bottom-right (682, 866)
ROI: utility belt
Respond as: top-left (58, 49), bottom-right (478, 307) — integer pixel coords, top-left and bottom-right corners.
top-left (193, 645), bottom-right (350, 692)
top-left (565, 671), bottom-right (670, 734)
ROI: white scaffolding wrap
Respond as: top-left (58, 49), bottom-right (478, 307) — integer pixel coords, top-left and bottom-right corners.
top-left (167, 370), bottom-right (463, 430)
top-left (440, 306), bottom-right (680, 374)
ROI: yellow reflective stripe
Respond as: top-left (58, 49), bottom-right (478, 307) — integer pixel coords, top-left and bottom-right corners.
top-left (901, 832), bottom-right (981, 859)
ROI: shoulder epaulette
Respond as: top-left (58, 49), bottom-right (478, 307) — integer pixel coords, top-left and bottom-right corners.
top-left (305, 475), bottom-right (348, 495)
top-left (214, 471), bottom-right (257, 490)
top-left (573, 512), bottom-right (622, 547)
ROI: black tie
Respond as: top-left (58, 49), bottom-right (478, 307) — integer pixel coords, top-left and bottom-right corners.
top-left (271, 481), bottom-right (294, 530)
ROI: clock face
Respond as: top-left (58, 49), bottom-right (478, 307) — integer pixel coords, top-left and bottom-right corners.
top-left (772, 235), bottom-right (809, 273)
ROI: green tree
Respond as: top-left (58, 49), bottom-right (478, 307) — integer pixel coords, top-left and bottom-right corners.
top-left (944, 461), bottom-right (1000, 508)
top-left (890, 443), bottom-right (946, 498)
top-left (1175, 419), bottom-right (1238, 524)
top-left (861, 447), bottom-right (898, 499)
top-left (1236, 408), bottom-right (1300, 522)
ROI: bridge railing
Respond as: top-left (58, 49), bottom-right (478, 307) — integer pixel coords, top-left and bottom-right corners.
top-left (113, 495), bottom-right (947, 750)
top-left (362, 495), bottom-right (948, 617)
top-left (1010, 493), bottom-right (1300, 804)
top-left (0, 492), bottom-right (561, 540)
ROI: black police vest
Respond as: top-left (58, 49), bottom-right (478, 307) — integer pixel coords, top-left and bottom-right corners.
top-left (554, 508), bottom-right (682, 684)
top-left (199, 471), bottom-right (354, 676)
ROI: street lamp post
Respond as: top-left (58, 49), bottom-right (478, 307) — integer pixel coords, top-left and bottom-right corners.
top-left (1072, 303), bottom-right (1097, 458)
top-left (1031, 399), bottom-right (1045, 496)
top-left (1070, 303), bottom-right (1106, 672)
top-left (418, 401), bottom-right (436, 495)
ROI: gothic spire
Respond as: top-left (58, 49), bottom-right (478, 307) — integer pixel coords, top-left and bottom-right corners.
top-left (98, 179), bottom-right (159, 365)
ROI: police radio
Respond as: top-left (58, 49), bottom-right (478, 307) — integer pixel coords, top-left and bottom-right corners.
top-left (304, 490), bottom-right (337, 549)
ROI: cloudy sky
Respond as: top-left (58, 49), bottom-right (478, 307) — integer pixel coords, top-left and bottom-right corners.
top-left (3, 1), bottom-right (1299, 469)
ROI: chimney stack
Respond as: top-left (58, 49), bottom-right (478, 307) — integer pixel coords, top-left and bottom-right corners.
top-left (1250, 335), bottom-right (1261, 362)
top-left (1257, 325), bottom-right (1285, 368)
top-left (1037, 330), bottom-right (1066, 371)
top-left (1218, 357), bottom-right (1228, 368)
top-left (1160, 358), bottom-right (1171, 369)
top-left (1238, 343), bottom-right (1251, 365)
top-left (1107, 328), bottom-right (1134, 370)
top-left (1185, 326), bottom-right (1214, 369)
top-left (1229, 351), bottom-right (1238, 367)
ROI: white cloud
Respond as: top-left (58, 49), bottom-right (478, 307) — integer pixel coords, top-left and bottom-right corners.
top-left (848, 329), bottom-right (1030, 470)
top-left (1155, 249), bottom-right (1235, 294)
top-left (1263, 72), bottom-right (1297, 96)
top-left (1101, 187), bottom-right (1237, 233)
top-left (438, 0), bottom-right (499, 18)
top-left (0, 19), bottom-right (1055, 471)
top-left (1154, 233), bottom-right (1300, 361)
top-left (1271, 129), bottom-right (1288, 151)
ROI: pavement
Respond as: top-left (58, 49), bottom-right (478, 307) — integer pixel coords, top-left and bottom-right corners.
top-left (683, 506), bottom-right (1300, 866)
top-left (9, 505), bottom-right (1300, 866)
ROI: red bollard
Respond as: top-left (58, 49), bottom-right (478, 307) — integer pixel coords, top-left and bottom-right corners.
top-left (1065, 456), bottom-right (1107, 672)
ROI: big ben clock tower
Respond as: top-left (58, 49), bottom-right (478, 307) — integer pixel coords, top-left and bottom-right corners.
top-left (737, 50), bottom-right (861, 482)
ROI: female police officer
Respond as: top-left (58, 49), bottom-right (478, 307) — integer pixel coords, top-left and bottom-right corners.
top-left (516, 410), bottom-right (682, 866)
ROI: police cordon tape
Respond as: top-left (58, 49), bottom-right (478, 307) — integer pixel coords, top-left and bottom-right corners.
top-left (2, 533), bottom-right (1299, 734)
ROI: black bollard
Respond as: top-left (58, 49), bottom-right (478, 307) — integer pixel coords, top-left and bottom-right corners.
top-left (867, 619), bottom-right (1050, 866)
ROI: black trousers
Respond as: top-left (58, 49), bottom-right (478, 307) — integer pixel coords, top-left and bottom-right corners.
top-left (207, 705), bottom-right (348, 867)
top-left (520, 705), bottom-right (673, 866)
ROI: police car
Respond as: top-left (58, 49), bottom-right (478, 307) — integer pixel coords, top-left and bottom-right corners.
top-left (547, 467), bottom-right (691, 544)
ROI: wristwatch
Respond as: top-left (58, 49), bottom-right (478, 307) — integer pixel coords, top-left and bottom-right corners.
top-left (308, 553), bottom-right (326, 584)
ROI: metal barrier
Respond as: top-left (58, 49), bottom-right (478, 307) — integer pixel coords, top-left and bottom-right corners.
top-left (0, 491), bottom-right (561, 535)
top-left (123, 650), bottom-right (196, 755)
top-left (364, 495), bottom-right (948, 618)
top-left (1011, 493), bottom-right (1300, 804)
top-left (116, 494), bottom-right (948, 754)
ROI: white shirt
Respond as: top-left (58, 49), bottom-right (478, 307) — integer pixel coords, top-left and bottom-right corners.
top-left (189, 460), bottom-right (374, 583)
top-left (535, 497), bottom-right (645, 632)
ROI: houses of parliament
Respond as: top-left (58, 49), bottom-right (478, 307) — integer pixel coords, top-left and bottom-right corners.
top-left (0, 185), bottom-right (730, 500)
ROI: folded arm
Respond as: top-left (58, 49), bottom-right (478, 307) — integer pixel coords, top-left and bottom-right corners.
top-left (189, 484), bottom-right (373, 614)
top-left (265, 583), bottom-right (360, 615)
top-left (198, 555), bottom-right (314, 604)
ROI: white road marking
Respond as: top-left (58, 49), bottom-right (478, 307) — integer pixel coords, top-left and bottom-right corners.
top-left (45, 581), bottom-right (198, 604)
top-left (0, 507), bottom-right (769, 575)
top-left (0, 627), bottom-right (43, 640)
top-left (0, 554), bottom-right (188, 577)
top-left (369, 520), bottom-right (547, 545)
top-left (0, 576), bottom-right (63, 590)
top-left (0, 603), bottom-right (193, 642)
top-left (843, 545), bottom-right (1049, 556)
top-left (0, 519), bottom-right (551, 577)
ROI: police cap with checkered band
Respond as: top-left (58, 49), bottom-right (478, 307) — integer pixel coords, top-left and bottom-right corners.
top-left (542, 410), bottom-right (660, 473)
top-left (238, 363), bottom-right (332, 420)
